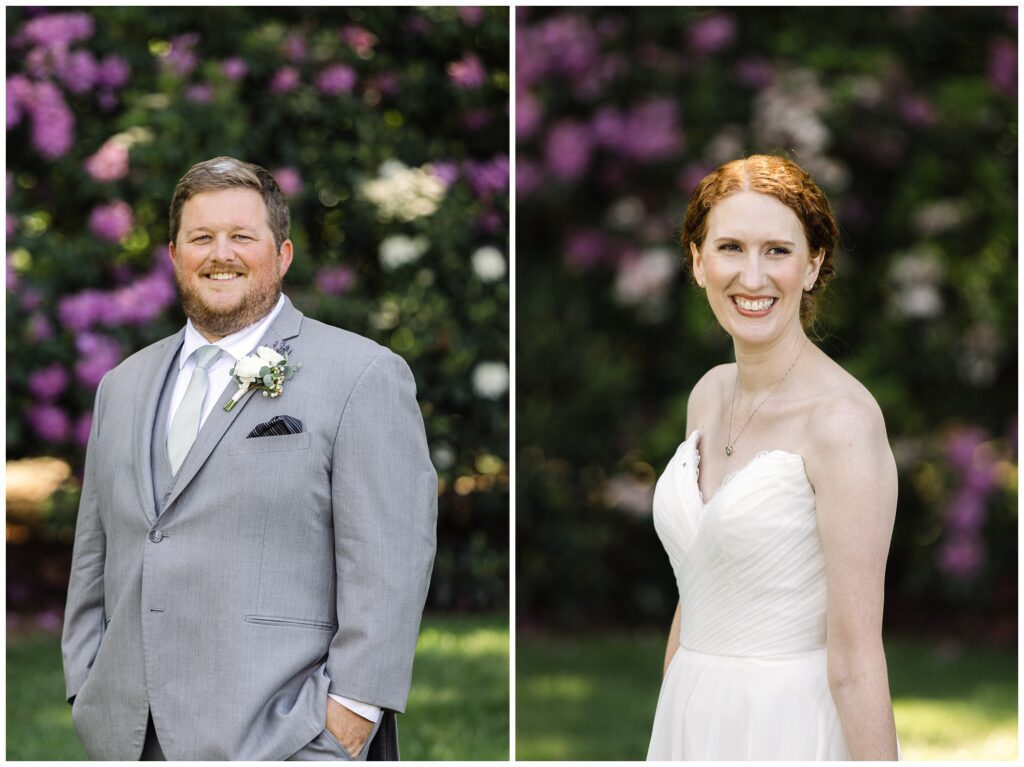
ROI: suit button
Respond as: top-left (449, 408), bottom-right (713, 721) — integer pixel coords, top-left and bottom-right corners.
top-left (149, 530), bottom-right (163, 543)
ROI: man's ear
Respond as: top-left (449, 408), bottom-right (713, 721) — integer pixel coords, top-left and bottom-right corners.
top-left (277, 239), bottom-right (294, 278)
top-left (168, 241), bottom-right (178, 266)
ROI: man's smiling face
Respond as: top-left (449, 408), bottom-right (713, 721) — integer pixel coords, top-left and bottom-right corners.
top-left (169, 187), bottom-right (292, 341)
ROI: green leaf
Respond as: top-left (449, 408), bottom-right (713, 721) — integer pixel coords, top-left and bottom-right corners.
top-left (262, 373), bottom-right (273, 387)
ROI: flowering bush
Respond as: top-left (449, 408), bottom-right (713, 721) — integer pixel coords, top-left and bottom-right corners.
top-left (516, 7), bottom-right (1017, 630)
top-left (6, 7), bottom-right (509, 612)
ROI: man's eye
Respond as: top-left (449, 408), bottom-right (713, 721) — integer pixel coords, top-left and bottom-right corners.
top-left (234, 234), bottom-right (253, 241)
top-left (193, 235), bottom-right (211, 243)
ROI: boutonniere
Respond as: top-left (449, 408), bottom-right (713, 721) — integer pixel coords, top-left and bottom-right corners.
top-left (224, 341), bottom-right (301, 412)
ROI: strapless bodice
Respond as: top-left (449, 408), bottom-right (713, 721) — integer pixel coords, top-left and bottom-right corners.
top-left (652, 430), bottom-right (827, 657)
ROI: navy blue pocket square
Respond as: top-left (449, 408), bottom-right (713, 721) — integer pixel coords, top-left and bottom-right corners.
top-left (246, 415), bottom-right (303, 438)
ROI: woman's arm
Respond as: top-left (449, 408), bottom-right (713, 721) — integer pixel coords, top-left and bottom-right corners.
top-left (807, 395), bottom-right (899, 760)
top-left (663, 602), bottom-right (682, 675)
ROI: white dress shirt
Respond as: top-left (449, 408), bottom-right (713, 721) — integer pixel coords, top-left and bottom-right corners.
top-left (167, 293), bottom-right (381, 724)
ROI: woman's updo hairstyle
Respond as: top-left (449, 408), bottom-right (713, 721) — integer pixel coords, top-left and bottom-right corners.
top-left (681, 154), bottom-right (839, 326)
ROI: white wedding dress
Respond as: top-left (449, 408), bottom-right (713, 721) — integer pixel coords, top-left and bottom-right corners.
top-left (647, 430), bottom-right (852, 760)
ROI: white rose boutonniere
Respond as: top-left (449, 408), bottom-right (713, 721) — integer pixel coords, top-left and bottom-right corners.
top-left (224, 340), bottom-right (302, 411)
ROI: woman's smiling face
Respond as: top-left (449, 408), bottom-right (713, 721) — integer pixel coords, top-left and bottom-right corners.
top-left (692, 191), bottom-right (823, 345)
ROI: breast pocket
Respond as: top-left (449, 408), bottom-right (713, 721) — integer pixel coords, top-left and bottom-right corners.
top-left (228, 432), bottom-right (312, 455)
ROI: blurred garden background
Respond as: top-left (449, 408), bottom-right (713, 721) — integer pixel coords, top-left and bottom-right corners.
top-left (6, 6), bottom-right (509, 760)
top-left (516, 6), bottom-right (1017, 761)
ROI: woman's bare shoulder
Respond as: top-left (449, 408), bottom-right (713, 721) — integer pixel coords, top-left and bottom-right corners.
top-left (686, 363), bottom-right (734, 428)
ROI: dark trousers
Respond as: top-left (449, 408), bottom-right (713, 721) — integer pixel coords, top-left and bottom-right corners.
top-left (141, 712), bottom-right (165, 761)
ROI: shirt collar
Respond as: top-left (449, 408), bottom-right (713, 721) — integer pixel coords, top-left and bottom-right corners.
top-left (178, 293), bottom-right (287, 370)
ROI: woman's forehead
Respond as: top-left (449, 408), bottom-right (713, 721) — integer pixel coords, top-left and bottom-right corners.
top-left (706, 191), bottom-right (805, 241)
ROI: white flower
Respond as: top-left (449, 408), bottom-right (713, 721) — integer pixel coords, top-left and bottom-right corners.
top-left (613, 247), bottom-right (677, 307)
top-left (472, 361), bottom-right (509, 399)
top-left (233, 354), bottom-right (264, 383)
top-left (358, 161), bottom-right (448, 222)
top-left (471, 246), bottom-right (506, 282)
top-left (256, 345), bottom-right (285, 366)
top-left (431, 443), bottom-right (456, 471)
top-left (380, 235), bottom-right (429, 270)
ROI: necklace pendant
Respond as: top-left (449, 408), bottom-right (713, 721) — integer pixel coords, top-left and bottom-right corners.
top-left (725, 445), bottom-right (733, 456)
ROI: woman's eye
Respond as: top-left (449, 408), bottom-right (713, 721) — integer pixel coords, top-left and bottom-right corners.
top-left (767, 247), bottom-right (791, 256)
top-left (720, 243), bottom-right (741, 252)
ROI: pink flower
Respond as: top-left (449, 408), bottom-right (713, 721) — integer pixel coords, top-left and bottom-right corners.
top-left (340, 25), bottom-right (378, 57)
top-left (163, 32), bottom-right (199, 77)
top-left (272, 167), bottom-right (302, 197)
top-left (687, 13), bottom-right (736, 55)
top-left (316, 64), bottom-right (357, 95)
top-left (988, 38), bottom-right (1016, 98)
top-left (84, 138), bottom-right (129, 182)
top-left (28, 363), bottom-right (69, 401)
top-left (458, 6), bottom-right (486, 27)
top-left (74, 332), bottom-right (122, 389)
top-left (316, 265), bottom-right (356, 296)
top-left (516, 91), bottom-right (542, 140)
top-left (448, 53), bottom-right (486, 89)
top-left (270, 66), bottom-right (300, 93)
top-left (367, 72), bottom-right (400, 98)
top-left (88, 200), bottom-right (133, 242)
top-left (27, 403), bottom-right (71, 443)
top-left (221, 57), bottom-right (248, 81)
top-left (735, 57), bottom-right (774, 89)
top-left (515, 160), bottom-right (542, 198)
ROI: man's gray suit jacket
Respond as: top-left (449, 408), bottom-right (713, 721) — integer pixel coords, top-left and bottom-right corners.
top-left (61, 295), bottom-right (438, 760)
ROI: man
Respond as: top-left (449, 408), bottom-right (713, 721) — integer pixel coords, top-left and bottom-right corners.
top-left (61, 157), bottom-right (438, 760)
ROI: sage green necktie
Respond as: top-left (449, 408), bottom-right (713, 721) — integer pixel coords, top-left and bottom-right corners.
top-left (167, 344), bottom-right (222, 475)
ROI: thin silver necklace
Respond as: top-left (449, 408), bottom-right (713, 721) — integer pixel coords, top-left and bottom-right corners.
top-left (725, 338), bottom-right (808, 457)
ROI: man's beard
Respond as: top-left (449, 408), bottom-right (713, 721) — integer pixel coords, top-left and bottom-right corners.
top-left (174, 257), bottom-right (283, 340)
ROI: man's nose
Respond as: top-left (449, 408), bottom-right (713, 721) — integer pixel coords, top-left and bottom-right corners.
top-left (214, 234), bottom-right (238, 260)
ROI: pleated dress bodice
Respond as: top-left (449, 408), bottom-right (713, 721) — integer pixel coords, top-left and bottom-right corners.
top-left (652, 430), bottom-right (826, 657)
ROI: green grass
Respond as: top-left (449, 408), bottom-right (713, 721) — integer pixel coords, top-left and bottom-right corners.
top-left (6, 612), bottom-right (508, 761)
top-left (516, 632), bottom-right (1017, 761)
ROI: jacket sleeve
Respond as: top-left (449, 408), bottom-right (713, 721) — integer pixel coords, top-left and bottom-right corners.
top-left (325, 350), bottom-right (438, 712)
top-left (61, 375), bottom-right (109, 703)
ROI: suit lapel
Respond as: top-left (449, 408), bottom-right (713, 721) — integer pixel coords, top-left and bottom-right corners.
top-left (132, 330), bottom-right (185, 524)
top-left (160, 296), bottom-right (304, 514)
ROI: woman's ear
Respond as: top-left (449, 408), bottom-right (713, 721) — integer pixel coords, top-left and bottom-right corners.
top-left (690, 241), bottom-right (705, 288)
top-left (805, 247), bottom-right (824, 291)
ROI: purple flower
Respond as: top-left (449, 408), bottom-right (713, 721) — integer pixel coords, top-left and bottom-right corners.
top-left (516, 91), bottom-right (542, 140)
top-left (58, 290), bottom-right (111, 331)
top-left (687, 13), bottom-right (736, 55)
top-left (945, 427), bottom-right (987, 472)
top-left (936, 534), bottom-right (984, 579)
top-left (57, 49), bottom-right (98, 94)
top-left (27, 403), bottom-right (71, 442)
top-left (21, 287), bottom-right (42, 311)
top-left (316, 64), bottom-right (357, 95)
top-left (273, 167), bottom-right (302, 197)
top-left (678, 162), bottom-right (714, 195)
top-left (544, 120), bottom-right (592, 181)
top-left (74, 412), bottom-right (93, 447)
top-left (945, 488), bottom-right (986, 534)
top-left (184, 84), bottom-right (214, 103)
top-left (476, 209), bottom-right (503, 234)
top-left (7, 254), bottom-right (19, 292)
top-left (84, 138), bottom-right (129, 182)
top-left (29, 81), bottom-right (74, 159)
top-left (282, 34), bottom-right (307, 62)
top-left (96, 90), bottom-right (118, 111)
top-left (429, 161), bottom-right (459, 186)
top-left (28, 363), bottom-right (69, 401)
top-left (19, 12), bottom-right (94, 48)
top-left (735, 57), bottom-right (775, 89)
top-left (900, 95), bottom-right (937, 127)
top-left (458, 6), bottom-right (486, 27)
top-left (164, 33), bottom-right (199, 77)
top-left (89, 200), bottom-right (133, 243)
top-left (27, 313), bottom-right (53, 342)
top-left (316, 265), bottom-right (356, 296)
top-left (464, 108), bottom-right (492, 130)
top-left (7, 75), bottom-right (31, 129)
top-left (369, 71), bottom-right (399, 97)
top-left (405, 15), bottom-right (432, 37)
top-left (515, 160), bottom-right (542, 198)
top-left (7, 213), bottom-right (17, 238)
top-left (270, 67), bottom-right (301, 94)
top-left (988, 38), bottom-right (1016, 98)
top-left (36, 608), bottom-right (63, 634)
top-left (448, 53), bottom-right (487, 89)
top-left (340, 25), bottom-right (378, 57)
top-left (221, 57), bottom-right (248, 82)
top-left (591, 100), bottom-right (682, 162)
top-left (463, 154), bottom-right (509, 198)
top-left (74, 332), bottom-right (121, 389)
top-left (96, 54), bottom-right (130, 89)
top-left (565, 229), bottom-right (611, 270)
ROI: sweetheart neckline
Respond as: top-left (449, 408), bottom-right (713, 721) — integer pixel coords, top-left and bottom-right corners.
top-left (688, 430), bottom-right (807, 508)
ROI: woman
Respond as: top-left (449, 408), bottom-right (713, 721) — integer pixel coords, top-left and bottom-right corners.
top-left (647, 155), bottom-right (900, 760)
